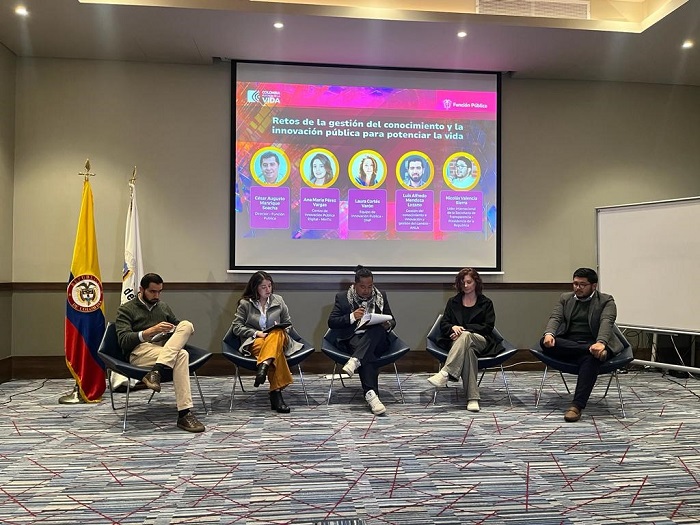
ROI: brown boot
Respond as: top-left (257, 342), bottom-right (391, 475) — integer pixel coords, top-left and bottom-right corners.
top-left (141, 370), bottom-right (161, 393)
top-left (564, 406), bottom-right (582, 422)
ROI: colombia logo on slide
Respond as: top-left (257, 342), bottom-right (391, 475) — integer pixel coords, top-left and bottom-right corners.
top-left (67, 274), bottom-right (103, 313)
top-left (246, 89), bottom-right (282, 105)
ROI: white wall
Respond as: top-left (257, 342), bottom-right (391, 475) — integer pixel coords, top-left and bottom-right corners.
top-left (13, 58), bottom-right (231, 283)
top-left (0, 45), bottom-right (15, 363)
top-left (12, 59), bottom-right (700, 284)
top-left (8, 58), bottom-right (700, 356)
top-left (0, 44), bottom-right (15, 282)
top-left (500, 77), bottom-right (700, 281)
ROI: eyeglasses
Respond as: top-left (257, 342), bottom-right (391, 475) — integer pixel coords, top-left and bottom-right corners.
top-left (572, 282), bottom-right (592, 288)
top-left (455, 163), bottom-right (468, 169)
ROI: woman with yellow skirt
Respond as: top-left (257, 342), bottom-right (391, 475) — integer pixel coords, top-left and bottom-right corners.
top-left (231, 271), bottom-right (302, 413)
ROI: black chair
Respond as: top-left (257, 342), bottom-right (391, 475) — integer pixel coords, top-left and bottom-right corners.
top-left (529, 325), bottom-right (635, 417)
top-left (425, 314), bottom-right (518, 406)
top-left (221, 325), bottom-right (315, 410)
top-left (97, 322), bottom-right (212, 432)
top-left (321, 328), bottom-right (410, 405)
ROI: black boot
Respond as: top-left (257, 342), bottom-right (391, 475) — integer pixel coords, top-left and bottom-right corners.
top-left (254, 362), bottom-right (269, 387)
top-left (270, 390), bottom-right (290, 413)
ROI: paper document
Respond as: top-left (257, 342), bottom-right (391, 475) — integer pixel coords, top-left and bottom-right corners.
top-left (356, 313), bottom-right (392, 330)
top-left (151, 327), bottom-right (175, 343)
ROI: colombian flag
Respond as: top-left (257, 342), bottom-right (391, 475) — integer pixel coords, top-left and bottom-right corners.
top-left (65, 180), bottom-right (106, 402)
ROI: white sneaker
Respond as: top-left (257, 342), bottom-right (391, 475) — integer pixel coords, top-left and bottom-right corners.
top-left (365, 390), bottom-right (386, 415)
top-left (427, 370), bottom-right (449, 388)
top-left (467, 400), bottom-right (480, 412)
top-left (342, 357), bottom-right (361, 377)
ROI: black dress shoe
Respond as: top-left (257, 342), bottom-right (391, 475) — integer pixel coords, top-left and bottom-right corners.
top-left (270, 390), bottom-right (290, 413)
top-left (254, 362), bottom-right (269, 387)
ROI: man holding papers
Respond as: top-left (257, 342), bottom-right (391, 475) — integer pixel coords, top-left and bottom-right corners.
top-left (328, 265), bottom-right (396, 415)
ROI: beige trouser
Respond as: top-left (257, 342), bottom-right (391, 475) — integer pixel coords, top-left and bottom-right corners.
top-left (441, 331), bottom-right (487, 401)
top-left (129, 320), bottom-right (194, 411)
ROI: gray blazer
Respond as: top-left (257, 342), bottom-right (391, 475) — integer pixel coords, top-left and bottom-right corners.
top-left (544, 290), bottom-right (623, 355)
top-left (231, 294), bottom-right (303, 356)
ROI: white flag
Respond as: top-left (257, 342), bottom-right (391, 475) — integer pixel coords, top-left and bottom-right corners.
top-left (121, 182), bottom-right (143, 305)
top-left (112, 182), bottom-right (144, 390)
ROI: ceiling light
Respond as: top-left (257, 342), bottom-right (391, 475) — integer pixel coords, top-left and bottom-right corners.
top-left (15, 5), bottom-right (29, 16)
top-left (457, 31), bottom-right (467, 38)
top-left (273, 22), bottom-right (284, 29)
top-left (681, 40), bottom-right (694, 49)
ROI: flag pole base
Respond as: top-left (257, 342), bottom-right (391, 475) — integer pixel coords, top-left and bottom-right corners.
top-left (58, 384), bottom-right (85, 404)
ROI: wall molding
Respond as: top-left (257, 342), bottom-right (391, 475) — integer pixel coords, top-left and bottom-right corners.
top-left (11, 282), bottom-right (571, 292)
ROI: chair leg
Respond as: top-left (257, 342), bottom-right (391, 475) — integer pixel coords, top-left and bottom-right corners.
top-left (393, 363), bottom-right (405, 403)
top-left (122, 381), bottom-right (131, 433)
top-left (327, 364), bottom-right (338, 405)
top-left (477, 369), bottom-right (486, 386)
top-left (499, 365), bottom-right (514, 407)
top-left (297, 364), bottom-right (310, 406)
top-left (192, 372), bottom-right (207, 414)
top-left (106, 370), bottom-right (117, 411)
top-left (229, 365), bottom-right (240, 412)
top-left (613, 371), bottom-right (627, 418)
top-left (535, 366), bottom-right (549, 408)
top-left (559, 371), bottom-right (570, 394)
top-left (602, 374), bottom-right (614, 399)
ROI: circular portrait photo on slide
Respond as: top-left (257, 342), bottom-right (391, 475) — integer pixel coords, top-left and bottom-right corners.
top-left (250, 147), bottom-right (291, 187)
top-left (444, 152), bottom-right (480, 191)
top-left (396, 151), bottom-right (434, 191)
top-left (349, 150), bottom-right (387, 189)
top-left (300, 148), bottom-right (339, 188)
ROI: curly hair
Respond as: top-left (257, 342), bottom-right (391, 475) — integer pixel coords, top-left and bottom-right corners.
top-left (454, 267), bottom-right (483, 295)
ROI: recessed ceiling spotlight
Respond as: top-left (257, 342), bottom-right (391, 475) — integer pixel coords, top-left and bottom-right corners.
top-left (15, 5), bottom-right (29, 16)
top-left (681, 40), bottom-right (694, 49)
top-left (273, 22), bottom-right (284, 29)
top-left (457, 31), bottom-right (467, 38)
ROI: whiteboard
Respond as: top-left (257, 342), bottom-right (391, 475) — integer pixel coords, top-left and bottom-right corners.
top-left (596, 197), bottom-right (700, 334)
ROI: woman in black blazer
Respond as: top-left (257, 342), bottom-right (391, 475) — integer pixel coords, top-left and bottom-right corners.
top-left (428, 268), bottom-right (502, 412)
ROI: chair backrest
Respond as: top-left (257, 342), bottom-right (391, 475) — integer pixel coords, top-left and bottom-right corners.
top-left (427, 314), bottom-right (514, 353)
top-left (613, 324), bottom-right (632, 352)
top-left (222, 325), bottom-right (242, 354)
top-left (323, 327), bottom-right (401, 354)
top-left (426, 315), bottom-right (442, 347)
top-left (223, 324), bottom-right (311, 357)
top-left (97, 322), bottom-right (123, 361)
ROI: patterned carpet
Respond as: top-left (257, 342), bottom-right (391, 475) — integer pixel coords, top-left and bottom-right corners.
top-left (1, 368), bottom-right (699, 524)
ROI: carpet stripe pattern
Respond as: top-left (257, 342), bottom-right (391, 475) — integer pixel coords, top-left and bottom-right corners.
top-left (0, 369), bottom-right (699, 524)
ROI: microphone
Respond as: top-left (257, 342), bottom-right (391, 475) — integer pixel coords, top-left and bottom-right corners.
top-left (361, 301), bottom-right (367, 310)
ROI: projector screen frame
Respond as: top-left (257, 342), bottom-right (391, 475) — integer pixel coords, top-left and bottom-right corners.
top-left (230, 59), bottom-right (502, 275)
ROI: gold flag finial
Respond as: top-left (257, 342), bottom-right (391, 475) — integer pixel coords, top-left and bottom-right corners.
top-left (129, 166), bottom-right (137, 185)
top-left (79, 159), bottom-right (95, 181)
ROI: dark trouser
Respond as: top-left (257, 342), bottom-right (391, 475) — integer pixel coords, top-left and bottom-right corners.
top-left (539, 336), bottom-right (611, 410)
top-left (341, 325), bottom-right (389, 396)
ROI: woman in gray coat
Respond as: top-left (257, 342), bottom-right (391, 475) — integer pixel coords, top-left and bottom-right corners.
top-left (231, 271), bottom-right (301, 413)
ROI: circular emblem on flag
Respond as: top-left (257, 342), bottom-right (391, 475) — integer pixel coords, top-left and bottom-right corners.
top-left (67, 274), bottom-right (103, 313)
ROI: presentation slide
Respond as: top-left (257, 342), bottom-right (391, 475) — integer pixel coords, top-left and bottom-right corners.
top-left (231, 62), bottom-right (500, 273)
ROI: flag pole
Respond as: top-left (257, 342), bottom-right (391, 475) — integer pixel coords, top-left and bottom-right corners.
top-left (59, 159), bottom-right (100, 405)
